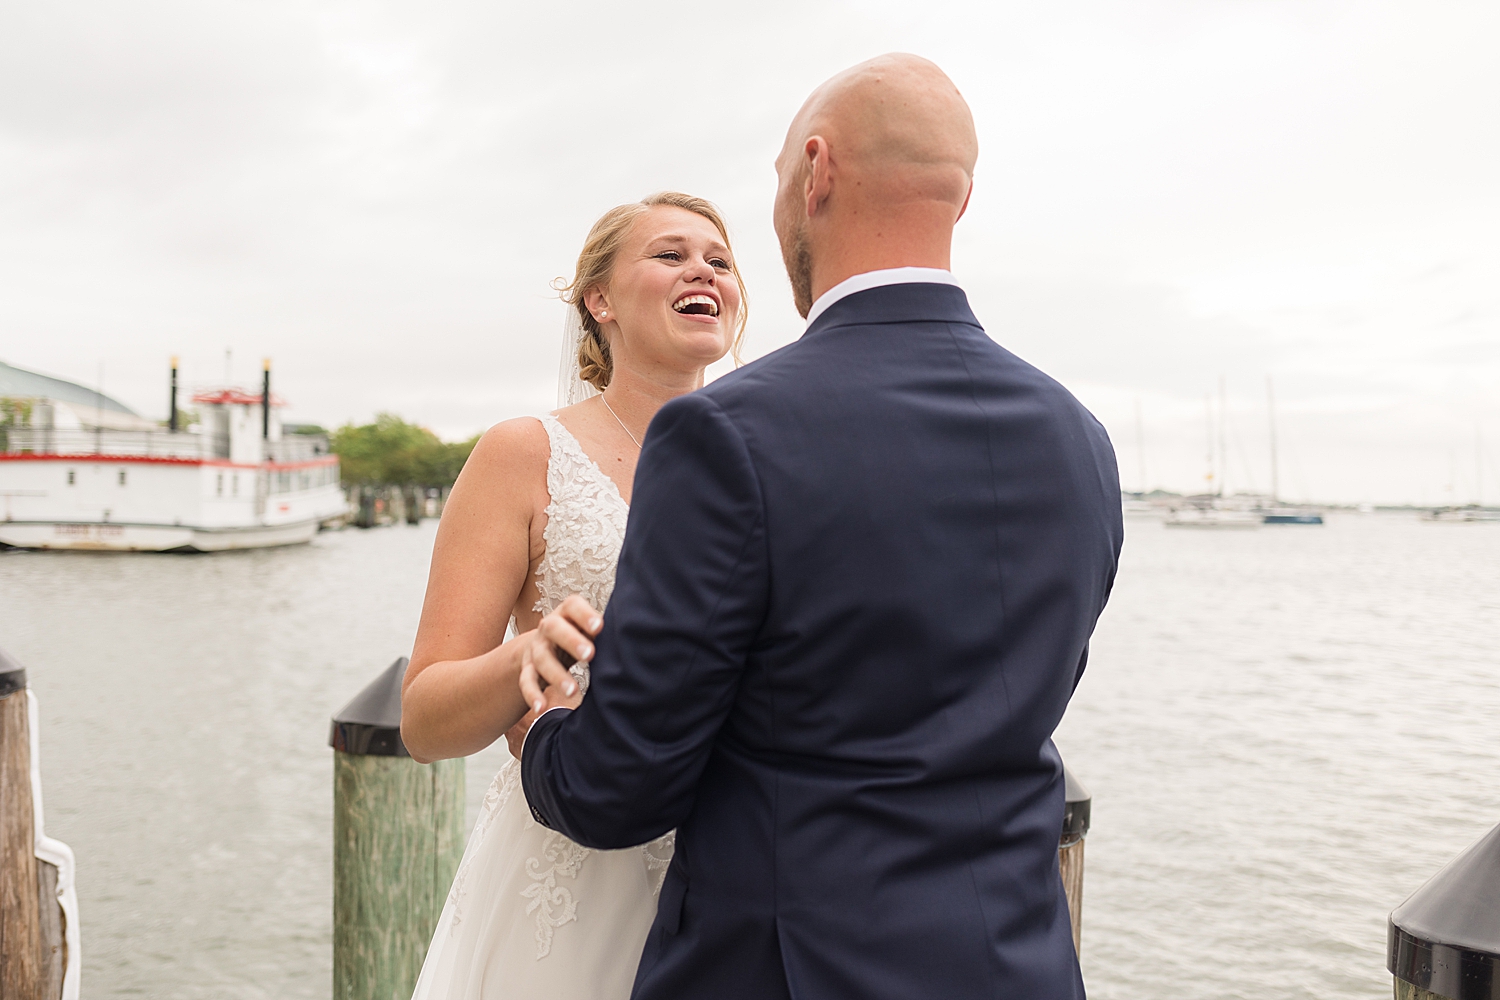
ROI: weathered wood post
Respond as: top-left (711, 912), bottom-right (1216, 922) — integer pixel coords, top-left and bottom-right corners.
top-left (1059, 765), bottom-right (1090, 958)
top-left (330, 657), bottom-right (464, 1000)
top-left (1388, 820), bottom-right (1499, 1000)
top-left (355, 487), bottom-right (376, 529)
top-left (0, 647), bottom-right (79, 1000)
top-left (1, 654), bottom-right (41, 999)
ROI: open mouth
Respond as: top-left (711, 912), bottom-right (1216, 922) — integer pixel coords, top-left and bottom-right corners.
top-left (673, 294), bottom-right (719, 317)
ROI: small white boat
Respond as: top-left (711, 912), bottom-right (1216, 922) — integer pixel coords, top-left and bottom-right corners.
top-left (1421, 507), bottom-right (1500, 524)
top-left (0, 359), bottom-right (345, 552)
top-left (1163, 503), bottom-right (1261, 529)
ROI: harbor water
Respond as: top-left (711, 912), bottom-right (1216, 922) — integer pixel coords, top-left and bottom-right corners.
top-left (1, 514), bottom-right (1497, 998)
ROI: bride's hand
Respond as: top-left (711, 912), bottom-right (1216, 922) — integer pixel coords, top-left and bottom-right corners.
top-left (504, 708), bottom-right (538, 760)
top-left (518, 594), bottom-right (603, 716)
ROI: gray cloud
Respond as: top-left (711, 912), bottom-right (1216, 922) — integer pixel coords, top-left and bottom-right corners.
top-left (1, 0), bottom-right (1496, 503)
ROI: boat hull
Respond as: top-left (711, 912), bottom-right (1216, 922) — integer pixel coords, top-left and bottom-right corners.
top-left (0, 519), bottom-right (321, 552)
top-left (0, 451), bottom-right (345, 552)
top-left (1163, 511), bottom-right (1262, 529)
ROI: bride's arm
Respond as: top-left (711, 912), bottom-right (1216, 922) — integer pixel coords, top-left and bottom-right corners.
top-left (400, 418), bottom-right (549, 764)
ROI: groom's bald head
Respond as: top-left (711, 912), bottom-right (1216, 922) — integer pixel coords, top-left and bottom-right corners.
top-left (787, 54), bottom-right (977, 207)
top-left (775, 54), bottom-right (978, 316)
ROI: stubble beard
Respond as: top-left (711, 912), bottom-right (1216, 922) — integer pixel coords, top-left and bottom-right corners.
top-left (780, 223), bottom-right (814, 319)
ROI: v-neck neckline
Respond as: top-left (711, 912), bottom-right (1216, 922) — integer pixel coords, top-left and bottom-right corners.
top-left (542, 413), bottom-right (631, 509)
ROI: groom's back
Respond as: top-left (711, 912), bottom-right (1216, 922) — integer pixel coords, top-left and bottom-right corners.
top-left (671, 281), bottom-right (1121, 999)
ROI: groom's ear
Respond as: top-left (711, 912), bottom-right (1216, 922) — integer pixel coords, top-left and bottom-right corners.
top-left (955, 178), bottom-right (974, 223)
top-left (803, 135), bottom-right (833, 218)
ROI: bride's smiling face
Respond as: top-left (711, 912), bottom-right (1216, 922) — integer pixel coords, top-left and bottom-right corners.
top-left (586, 206), bottom-right (741, 379)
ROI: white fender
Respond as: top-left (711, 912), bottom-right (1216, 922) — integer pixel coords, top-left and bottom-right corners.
top-left (28, 689), bottom-right (80, 1000)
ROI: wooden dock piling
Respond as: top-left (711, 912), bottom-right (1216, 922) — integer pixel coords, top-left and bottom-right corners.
top-left (330, 657), bottom-right (464, 1000)
top-left (1, 658), bottom-right (42, 999)
top-left (1059, 765), bottom-right (1090, 958)
top-left (355, 487), bottom-right (377, 529)
top-left (2, 649), bottom-right (74, 1000)
top-left (1388, 820), bottom-right (1500, 1000)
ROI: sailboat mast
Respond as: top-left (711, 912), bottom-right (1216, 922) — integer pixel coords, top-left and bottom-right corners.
top-left (1218, 376), bottom-right (1228, 498)
top-left (1267, 376), bottom-right (1279, 504)
top-left (1135, 398), bottom-right (1146, 494)
top-left (1204, 394), bottom-right (1215, 494)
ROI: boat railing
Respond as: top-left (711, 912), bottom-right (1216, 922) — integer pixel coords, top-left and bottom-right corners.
top-left (266, 436), bottom-right (332, 463)
top-left (4, 427), bottom-right (211, 459)
top-left (4, 428), bottom-right (333, 464)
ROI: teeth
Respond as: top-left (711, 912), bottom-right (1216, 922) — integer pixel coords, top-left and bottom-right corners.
top-left (673, 295), bottom-right (719, 316)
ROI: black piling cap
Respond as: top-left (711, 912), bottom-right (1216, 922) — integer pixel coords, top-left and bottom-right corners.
top-left (329, 657), bottom-right (410, 757)
top-left (1389, 821), bottom-right (1500, 1000)
top-left (1061, 765), bottom-right (1091, 848)
top-left (0, 646), bottom-right (26, 699)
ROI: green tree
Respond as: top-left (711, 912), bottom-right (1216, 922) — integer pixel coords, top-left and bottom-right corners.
top-left (0, 397), bottom-right (33, 452)
top-left (330, 413), bottom-right (478, 489)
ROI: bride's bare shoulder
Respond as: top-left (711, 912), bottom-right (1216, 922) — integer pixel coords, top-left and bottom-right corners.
top-left (447, 416), bottom-right (550, 510)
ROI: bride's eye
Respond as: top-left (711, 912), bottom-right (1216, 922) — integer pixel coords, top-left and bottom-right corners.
top-left (653, 250), bottom-right (682, 261)
top-left (709, 258), bottom-right (731, 270)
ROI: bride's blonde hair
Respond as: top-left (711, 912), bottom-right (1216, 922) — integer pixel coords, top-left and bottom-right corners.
top-left (555, 192), bottom-right (748, 391)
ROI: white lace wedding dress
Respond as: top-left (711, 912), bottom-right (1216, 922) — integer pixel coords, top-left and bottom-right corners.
top-left (411, 414), bottom-right (674, 1000)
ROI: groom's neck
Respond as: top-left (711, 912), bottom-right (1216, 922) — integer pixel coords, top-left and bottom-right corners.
top-left (808, 201), bottom-right (957, 303)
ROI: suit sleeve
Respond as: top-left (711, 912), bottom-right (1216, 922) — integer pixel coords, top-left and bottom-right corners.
top-left (521, 392), bottom-right (768, 849)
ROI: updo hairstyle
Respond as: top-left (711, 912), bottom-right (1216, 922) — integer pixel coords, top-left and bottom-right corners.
top-left (555, 192), bottom-right (748, 392)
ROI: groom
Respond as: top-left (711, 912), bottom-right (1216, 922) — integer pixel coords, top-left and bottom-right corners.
top-left (521, 54), bottom-right (1123, 999)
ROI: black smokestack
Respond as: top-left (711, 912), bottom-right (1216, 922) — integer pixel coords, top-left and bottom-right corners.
top-left (262, 358), bottom-right (271, 441)
top-left (169, 356), bottom-right (179, 432)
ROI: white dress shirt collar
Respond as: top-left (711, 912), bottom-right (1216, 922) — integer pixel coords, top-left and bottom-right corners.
top-left (804, 267), bottom-right (960, 329)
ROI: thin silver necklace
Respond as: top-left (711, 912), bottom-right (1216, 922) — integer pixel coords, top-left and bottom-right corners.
top-left (599, 393), bottom-right (642, 450)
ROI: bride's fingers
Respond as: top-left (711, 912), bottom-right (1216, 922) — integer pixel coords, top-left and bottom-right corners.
top-left (520, 634), bottom-right (578, 713)
top-left (559, 594), bottom-right (604, 635)
top-left (519, 640), bottom-right (567, 712)
top-left (518, 645), bottom-right (544, 713)
top-left (535, 641), bottom-right (578, 696)
top-left (539, 613), bottom-right (593, 663)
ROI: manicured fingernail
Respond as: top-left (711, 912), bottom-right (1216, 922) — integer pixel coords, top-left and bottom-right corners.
top-left (590, 616), bottom-right (602, 631)
top-left (533, 700), bottom-right (544, 713)
top-left (577, 643), bottom-right (591, 659)
top-left (565, 682), bottom-right (577, 695)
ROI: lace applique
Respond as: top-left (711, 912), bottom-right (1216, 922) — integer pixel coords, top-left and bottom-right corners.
top-left (522, 832), bottom-right (590, 958)
top-left (533, 414), bottom-right (630, 696)
top-left (642, 831), bottom-right (676, 898)
top-left (513, 414), bottom-right (678, 957)
top-left (446, 760), bottom-right (521, 934)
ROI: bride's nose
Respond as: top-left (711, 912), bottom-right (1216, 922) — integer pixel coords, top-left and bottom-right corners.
top-left (682, 257), bottom-right (715, 284)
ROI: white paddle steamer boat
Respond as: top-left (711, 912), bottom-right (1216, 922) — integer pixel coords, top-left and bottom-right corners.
top-left (0, 359), bottom-right (345, 552)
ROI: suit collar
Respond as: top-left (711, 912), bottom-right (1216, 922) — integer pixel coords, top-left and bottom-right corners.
top-left (804, 267), bottom-right (959, 328)
top-left (802, 281), bottom-right (980, 338)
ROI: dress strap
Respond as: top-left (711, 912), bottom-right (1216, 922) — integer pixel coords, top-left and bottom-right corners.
top-left (535, 414), bottom-right (626, 510)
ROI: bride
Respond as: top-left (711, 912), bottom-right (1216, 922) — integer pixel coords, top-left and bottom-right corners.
top-left (399, 192), bottom-right (747, 999)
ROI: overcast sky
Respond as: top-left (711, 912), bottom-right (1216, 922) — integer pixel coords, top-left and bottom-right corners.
top-left (2, 1), bottom-right (1496, 504)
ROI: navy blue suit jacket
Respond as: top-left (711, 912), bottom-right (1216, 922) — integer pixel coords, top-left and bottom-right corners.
top-left (522, 283), bottom-right (1123, 999)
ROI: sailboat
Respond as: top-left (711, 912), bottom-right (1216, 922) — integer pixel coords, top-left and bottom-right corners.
top-left (1257, 377), bottom-right (1323, 525)
top-left (1164, 383), bottom-right (1262, 529)
top-left (1421, 426), bottom-right (1497, 522)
